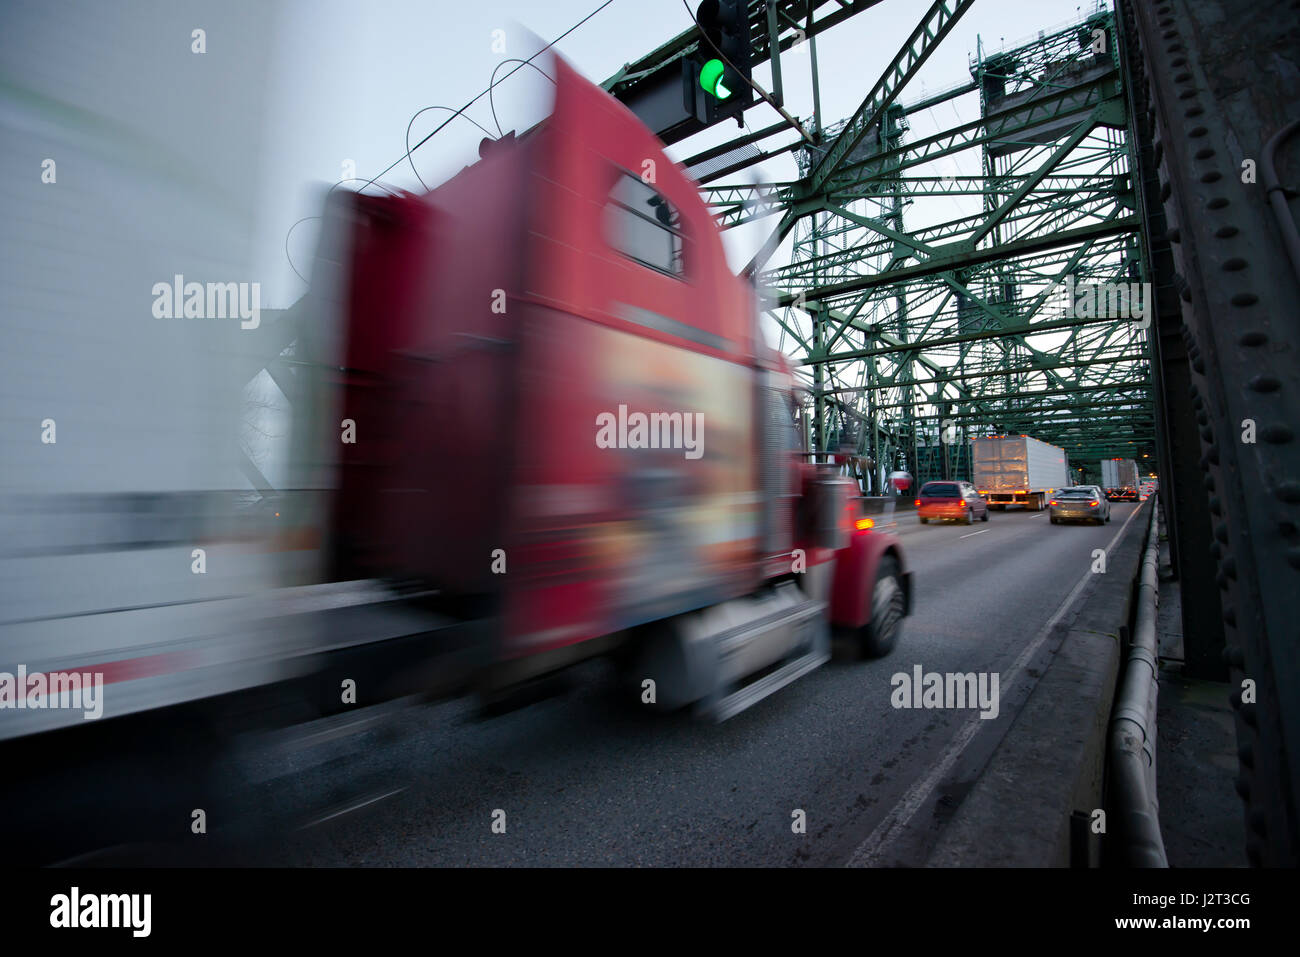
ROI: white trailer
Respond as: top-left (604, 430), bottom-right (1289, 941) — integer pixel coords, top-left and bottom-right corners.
top-left (972, 435), bottom-right (1070, 511)
top-left (1100, 458), bottom-right (1139, 495)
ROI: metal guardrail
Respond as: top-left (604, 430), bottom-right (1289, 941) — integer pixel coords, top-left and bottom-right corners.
top-left (1108, 498), bottom-right (1169, 866)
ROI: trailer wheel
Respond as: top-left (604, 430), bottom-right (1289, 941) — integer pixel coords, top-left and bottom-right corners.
top-left (858, 556), bottom-right (905, 658)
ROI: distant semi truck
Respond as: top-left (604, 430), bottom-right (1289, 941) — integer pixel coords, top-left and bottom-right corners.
top-left (1100, 458), bottom-right (1140, 500)
top-left (972, 435), bottom-right (1070, 511)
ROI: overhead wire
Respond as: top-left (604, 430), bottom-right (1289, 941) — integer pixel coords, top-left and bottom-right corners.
top-left (405, 105), bottom-right (498, 190)
top-left (284, 178), bottom-right (404, 283)
top-left (487, 58), bottom-right (557, 137)
top-left (283, 0), bottom-right (617, 283)
top-left (359, 0), bottom-right (616, 194)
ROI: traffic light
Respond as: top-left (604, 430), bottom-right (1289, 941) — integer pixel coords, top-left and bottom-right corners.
top-left (693, 0), bottom-right (753, 123)
top-left (612, 0), bottom-right (753, 143)
top-left (699, 58), bottom-right (731, 100)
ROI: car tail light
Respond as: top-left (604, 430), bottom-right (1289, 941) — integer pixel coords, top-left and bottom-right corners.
top-left (1089, 500), bottom-right (1099, 506)
top-left (855, 518), bottom-right (874, 531)
top-left (1049, 500), bottom-right (1058, 506)
top-left (914, 499), bottom-right (921, 507)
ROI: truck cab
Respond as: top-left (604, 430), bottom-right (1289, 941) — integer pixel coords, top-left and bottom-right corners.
top-left (301, 54), bottom-right (911, 719)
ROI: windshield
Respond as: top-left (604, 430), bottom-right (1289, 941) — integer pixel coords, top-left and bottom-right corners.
top-left (921, 483), bottom-right (960, 497)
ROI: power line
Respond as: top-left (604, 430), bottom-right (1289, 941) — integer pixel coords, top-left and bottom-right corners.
top-left (487, 58), bottom-right (557, 137)
top-left (359, 0), bottom-right (617, 193)
top-left (405, 105), bottom-right (498, 191)
top-left (285, 0), bottom-right (617, 282)
top-left (284, 178), bottom-right (403, 283)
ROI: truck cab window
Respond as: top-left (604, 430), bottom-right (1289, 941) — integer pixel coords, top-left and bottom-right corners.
top-left (604, 172), bottom-right (685, 277)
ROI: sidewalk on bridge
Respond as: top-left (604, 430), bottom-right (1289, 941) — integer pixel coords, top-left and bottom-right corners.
top-left (1153, 529), bottom-right (1246, 867)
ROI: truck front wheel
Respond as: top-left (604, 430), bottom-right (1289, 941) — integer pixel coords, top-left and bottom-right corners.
top-left (857, 556), bottom-right (905, 658)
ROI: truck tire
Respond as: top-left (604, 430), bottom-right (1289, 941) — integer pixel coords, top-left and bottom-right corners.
top-left (857, 556), bottom-right (905, 658)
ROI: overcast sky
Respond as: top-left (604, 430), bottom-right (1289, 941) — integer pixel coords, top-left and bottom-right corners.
top-left (255, 0), bottom-right (1111, 307)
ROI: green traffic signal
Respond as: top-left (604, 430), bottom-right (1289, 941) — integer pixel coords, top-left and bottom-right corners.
top-left (699, 58), bottom-right (732, 100)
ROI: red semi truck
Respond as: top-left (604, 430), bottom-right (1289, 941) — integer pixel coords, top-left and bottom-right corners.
top-left (1, 55), bottom-right (913, 862)
top-left (297, 55), bottom-right (913, 718)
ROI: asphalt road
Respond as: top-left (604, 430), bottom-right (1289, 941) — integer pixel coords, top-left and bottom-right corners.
top-left (226, 502), bottom-right (1143, 867)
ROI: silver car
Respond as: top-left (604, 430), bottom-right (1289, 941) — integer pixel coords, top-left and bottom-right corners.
top-left (1049, 486), bottom-right (1111, 525)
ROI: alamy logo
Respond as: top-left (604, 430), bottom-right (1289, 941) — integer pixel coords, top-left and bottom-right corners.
top-left (890, 665), bottom-right (999, 719)
top-left (152, 274), bottom-right (261, 329)
top-left (0, 666), bottom-right (103, 720)
top-left (595, 404), bottom-right (704, 460)
top-left (50, 887), bottom-right (150, 937)
top-left (1053, 274), bottom-right (1150, 328)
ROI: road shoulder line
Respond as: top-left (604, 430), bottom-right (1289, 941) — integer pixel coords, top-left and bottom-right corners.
top-left (845, 503), bottom-right (1147, 867)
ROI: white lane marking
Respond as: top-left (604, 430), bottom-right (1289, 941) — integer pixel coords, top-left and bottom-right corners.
top-left (958, 529), bottom-right (989, 539)
top-left (298, 787), bottom-right (406, 830)
top-left (845, 503), bottom-right (1145, 867)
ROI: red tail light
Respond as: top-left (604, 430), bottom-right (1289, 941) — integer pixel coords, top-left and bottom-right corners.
top-left (1049, 500), bottom-right (1058, 506)
top-left (1089, 500), bottom-right (1099, 506)
top-left (914, 499), bottom-right (921, 507)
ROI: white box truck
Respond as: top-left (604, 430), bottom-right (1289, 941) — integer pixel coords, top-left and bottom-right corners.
top-left (972, 435), bottom-right (1071, 511)
top-left (1100, 458), bottom-right (1140, 500)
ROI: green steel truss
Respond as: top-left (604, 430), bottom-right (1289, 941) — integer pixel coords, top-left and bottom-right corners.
top-left (692, 3), bottom-right (1154, 488)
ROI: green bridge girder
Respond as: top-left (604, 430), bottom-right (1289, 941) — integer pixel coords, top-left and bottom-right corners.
top-left (676, 2), bottom-right (1154, 490)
